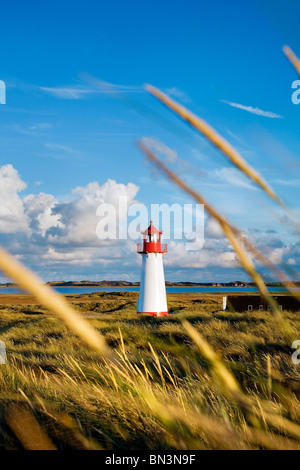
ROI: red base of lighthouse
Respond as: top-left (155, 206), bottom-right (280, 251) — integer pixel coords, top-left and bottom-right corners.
top-left (137, 311), bottom-right (170, 317)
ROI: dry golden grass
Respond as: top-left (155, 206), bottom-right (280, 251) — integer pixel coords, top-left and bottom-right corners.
top-left (0, 247), bottom-right (113, 359)
top-left (283, 46), bottom-right (300, 75)
top-left (0, 293), bottom-right (299, 450)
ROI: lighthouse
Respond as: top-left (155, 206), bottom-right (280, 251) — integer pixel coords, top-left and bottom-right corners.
top-left (136, 220), bottom-right (169, 316)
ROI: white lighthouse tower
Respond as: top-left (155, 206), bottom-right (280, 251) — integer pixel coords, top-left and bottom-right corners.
top-left (137, 220), bottom-right (169, 316)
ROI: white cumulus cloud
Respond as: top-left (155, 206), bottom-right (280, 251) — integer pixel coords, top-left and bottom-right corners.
top-left (23, 193), bottom-right (63, 236)
top-left (0, 164), bottom-right (29, 233)
top-left (0, 164), bottom-right (140, 274)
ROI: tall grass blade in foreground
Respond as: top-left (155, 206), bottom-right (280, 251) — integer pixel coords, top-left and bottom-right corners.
top-left (0, 246), bottom-right (113, 359)
top-left (145, 84), bottom-right (280, 203)
top-left (182, 320), bottom-right (300, 440)
top-left (283, 46), bottom-right (300, 75)
top-left (138, 141), bottom-right (297, 333)
top-left (5, 404), bottom-right (57, 450)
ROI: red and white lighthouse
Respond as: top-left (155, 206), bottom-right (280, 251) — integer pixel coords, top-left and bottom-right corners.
top-left (136, 220), bottom-right (169, 316)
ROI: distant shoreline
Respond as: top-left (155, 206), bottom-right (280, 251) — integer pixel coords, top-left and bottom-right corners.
top-left (0, 280), bottom-right (298, 289)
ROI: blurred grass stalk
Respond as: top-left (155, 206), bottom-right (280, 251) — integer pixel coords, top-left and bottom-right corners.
top-left (182, 321), bottom-right (300, 444)
top-left (5, 404), bottom-right (57, 450)
top-left (0, 247), bottom-right (113, 359)
top-left (138, 141), bottom-right (295, 333)
top-left (283, 46), bottom-right (300, 75)
top-left (146, 83), bottom-right (300, 236)
top-left (145, 84), bottom-right (280, 203)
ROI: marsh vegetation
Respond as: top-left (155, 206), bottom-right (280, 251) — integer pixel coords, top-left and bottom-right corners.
top-left (0, 292), bottom-right (299, 450)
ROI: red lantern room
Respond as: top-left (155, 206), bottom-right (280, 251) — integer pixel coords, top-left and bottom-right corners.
top-left (137, 220), bottom-right (167, 254)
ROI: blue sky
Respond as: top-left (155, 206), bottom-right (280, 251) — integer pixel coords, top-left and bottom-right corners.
top-left (0, 0), bottom-right (300, 282)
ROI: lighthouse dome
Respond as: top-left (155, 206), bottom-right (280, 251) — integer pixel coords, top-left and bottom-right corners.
top-left (142, 220), bottom-right (162, 235)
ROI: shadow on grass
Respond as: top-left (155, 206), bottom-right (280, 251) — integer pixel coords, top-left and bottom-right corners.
top-left (251, 342), bottom-right (292, 355)
top-left (22, 308), bottom-right (45, 315)
top-left (102, 302), bottom-right (136, 313)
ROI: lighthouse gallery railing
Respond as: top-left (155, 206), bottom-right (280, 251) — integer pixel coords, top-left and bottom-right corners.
top-left (136, 242), bottom-right (168, 254)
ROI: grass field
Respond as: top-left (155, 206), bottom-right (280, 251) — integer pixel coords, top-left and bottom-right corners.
top-left (0, 291), bottom-right (299, 450)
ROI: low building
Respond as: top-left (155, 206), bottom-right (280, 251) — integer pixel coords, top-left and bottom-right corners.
top-left (223, 295), bottom-right (300, 312)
